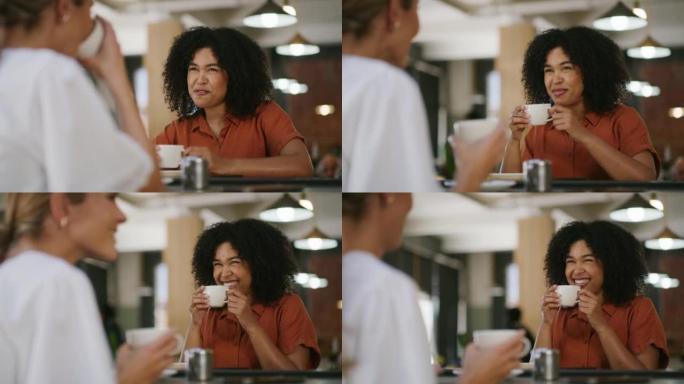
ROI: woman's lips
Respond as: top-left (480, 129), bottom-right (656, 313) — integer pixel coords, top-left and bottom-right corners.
top-left (574, 278), bottom-right (589, 287)
top-left (194, 90), bottom-right (209, 96)
top-left (552, 89), bottom-right (567, 97)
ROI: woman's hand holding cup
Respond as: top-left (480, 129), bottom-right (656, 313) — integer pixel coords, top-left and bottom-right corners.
top-left (189, 286), bottom-right (209, 326)
top-left (508, 105), bottom-right (531, 142)
top-left (541, 284), bottom-right (561, 325)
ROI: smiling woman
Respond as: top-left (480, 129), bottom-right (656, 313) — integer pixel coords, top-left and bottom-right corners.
top-left (0, 194), bottom-right (177, 384)
top-left (502, 27), bottom-right (659, 181)
top-left (185, 219), bottom-right (320, 370)
top-left (533, 220), bottom-right (669, 370)
top-left (156, 27), bottom-right (312, 178)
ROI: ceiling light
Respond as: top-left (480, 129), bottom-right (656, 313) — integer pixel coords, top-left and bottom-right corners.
top-left (648, 193), bottom-right (663, 211)
top-left (294, 227), bottom-right (338, 251)
top-left (315, 104), bottom-right (335, 116)
top-left (282, 0), bottom-right (296, 16)
top-left (645, 273), bottom-right (680, 289)
top-left (645, 227), bottom-right (684, 251)
top-left (295, 273), bottom-right (329, 289)
top-left (593, 1), bottom-right (647, 31)
top-left (259, 194), bottom-right (313, 223)
top-left (298, 192), bottom-right (313, 211)
top-left (627, 80), bottom-right (660, 98)
top-left (670, 108), bottom-right (684, 119)
top-left (627, 35), bottom-right (671, 59)
top-left (276, 33), bottom-right (320, 56)
top-left (243, 0), bottom-right (297, 29)
top-left (632, 0), bottom-right (647, 19)
top-left (272, 78), bottom-right (309, 95)
top-left (609, 194), bottom-right (664, 223)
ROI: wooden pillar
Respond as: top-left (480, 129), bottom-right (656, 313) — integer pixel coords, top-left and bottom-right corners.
top-left (146, 19), bottom-right (184, 140)
top-left (163, 215), bottom-right (203, 335)
top-left (514, 213), bottom-right (554, 337)
top-left (496, 23), bottom-right (536, 150)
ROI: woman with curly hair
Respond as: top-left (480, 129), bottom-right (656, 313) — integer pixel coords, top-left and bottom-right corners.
top-left (534, 220), bottom-right (669, 369)
top-left (502, 27), bottom-right (659, 180)
top-left (156, 27), bottom-right (312, 177)
top-left (186, 219), bottom-right (320, 370)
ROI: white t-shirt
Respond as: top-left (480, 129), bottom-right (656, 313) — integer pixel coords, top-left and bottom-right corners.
top-left (342, 250), bottom-right (434, 384)
top-left (0, 250), bottom-right (116, 384)
top-left (0, 48), bottom-right (152, 191)
top-left (342, 55), bottom-right (441, 192)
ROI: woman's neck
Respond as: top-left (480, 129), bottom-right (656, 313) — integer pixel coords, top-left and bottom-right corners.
top-left (9, 234), bottom-right (81, 265)
top-left (203, 103), bottom-right (228, 136)
top-left (4, 24), bottom-right (55, 51)
top-left (342, 219), bottom-right (386, 258)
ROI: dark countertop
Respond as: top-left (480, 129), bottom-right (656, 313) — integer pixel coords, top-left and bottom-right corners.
top-left (438, 369), bottom-right (684, 383)
top-left (163, 177), bottom-right (341, 192)
top-left (158, 369), bottom-right (341, 383)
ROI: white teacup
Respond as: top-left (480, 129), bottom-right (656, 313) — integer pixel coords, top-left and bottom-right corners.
top-left (204, 285), bottom-right (228, 308)
top-left (526, 103), bottom-right (552, 125)
top-left (556, 285), bottom-right (580, 307)
top-left (125, 328), bottom-right (183, 355)
top-left (473, 329), bottom-right (531, 357)
top-left (452, 118), bottom-right (499, 143)
top-left (78, 18), bottom-right (104, 58)
top-left (156, 145), bottom-right (184, 169)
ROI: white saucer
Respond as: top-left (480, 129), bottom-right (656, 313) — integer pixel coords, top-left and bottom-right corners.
top-left (452, 367), bottom-right (524, 378)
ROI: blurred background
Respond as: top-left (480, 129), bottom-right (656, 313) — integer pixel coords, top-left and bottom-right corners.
top-left (0, 193), bottom-right (341, 370)
top-left (403, 0), bottom-right (684, 179)
top-left (92, 0), bottom-right (341, 174)
top-left (381, 192), bottom-right (684, 368)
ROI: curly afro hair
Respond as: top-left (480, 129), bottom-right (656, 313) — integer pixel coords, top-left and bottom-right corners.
top-left (522, 26), bottom-right (629, 114)
top-left (544, 220), bottom-right (647, 306)
top-left (163, 27), bottom-right (273, 119)
top-left (191, 219), bottom-right (297, 305)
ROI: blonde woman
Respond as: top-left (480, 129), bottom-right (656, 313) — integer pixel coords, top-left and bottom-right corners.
top-left (0, 194), bottom-right (175, 384)
top-left (0, 0), bottom-right (161, 191)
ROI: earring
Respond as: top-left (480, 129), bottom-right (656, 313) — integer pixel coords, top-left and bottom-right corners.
top-left (59, 217), bottom-right (69, 228)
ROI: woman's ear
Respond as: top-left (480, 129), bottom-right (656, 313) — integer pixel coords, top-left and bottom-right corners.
top-left (49, 194), bottom-right (70, 228)
top-left (53, 0), bottom-right (74, 24)
top-left (384, 0), bottom-right (403, 32)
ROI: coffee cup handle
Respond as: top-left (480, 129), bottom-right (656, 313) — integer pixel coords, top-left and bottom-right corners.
top-left (519, 337), bottom-right (531, 357)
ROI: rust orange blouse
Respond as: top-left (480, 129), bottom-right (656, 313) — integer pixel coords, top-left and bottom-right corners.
top-left (155, 101), bottom-right (305, 158)
top-left (550, 296), bottom-right (669, 369)
top-left (522, 104), bottom-right (660, 179)
top-left (199, 293), bottom-right (320, 369)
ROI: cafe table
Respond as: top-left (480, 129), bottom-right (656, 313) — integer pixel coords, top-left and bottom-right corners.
top-left (161, 172), bottom-right (341, 192)
top-left (438, 368), bottom-right (684, 383)
top-left (444, 178), bottom-right (684, 192)
top-left (158, 369), bottom-right (341, 383)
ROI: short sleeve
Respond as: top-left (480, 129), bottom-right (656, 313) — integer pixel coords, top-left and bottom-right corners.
top-left (258, 102), bottom-right (304, 156)
top-left (342, 66), bottom-right (440, 192)
top-left (39, 60), bottom-right (152, 191)
top-left (276, 294), bottom-right (320, 369)
top-left (615, 106), bottom-right (660, 175)
top-left (344, 273), bottom-right (434, 384)
top-left (155, 121), bottom-right (178, 145)
top-left (25, 271), bottom-right (115, 383)
top-left (627, 297), bottom-right (669, 369)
